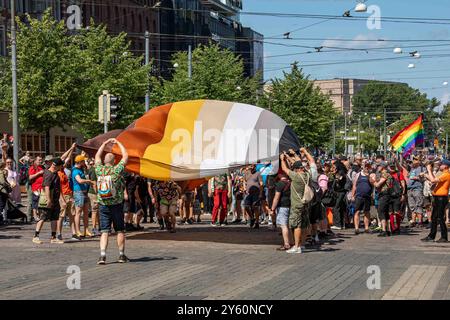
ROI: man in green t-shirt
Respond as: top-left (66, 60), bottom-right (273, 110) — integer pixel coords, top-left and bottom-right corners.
top-left (94, 138), bottom-right (129, 265)
top-left (280, 148), bottom-right (317, 254)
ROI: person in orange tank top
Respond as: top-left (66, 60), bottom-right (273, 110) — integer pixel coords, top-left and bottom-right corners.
top-left (421, 159), bottom-right (450, 243)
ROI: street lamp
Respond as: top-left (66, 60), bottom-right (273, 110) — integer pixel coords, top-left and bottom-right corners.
top-left (355, 2), bottom-right (368, 12)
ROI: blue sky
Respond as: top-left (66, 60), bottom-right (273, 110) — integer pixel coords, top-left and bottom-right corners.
top-left (240, 0), bottom-right (450, 109)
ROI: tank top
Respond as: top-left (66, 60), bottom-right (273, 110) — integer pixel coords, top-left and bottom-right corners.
top-left (355, 173), bottom-right (372, 199)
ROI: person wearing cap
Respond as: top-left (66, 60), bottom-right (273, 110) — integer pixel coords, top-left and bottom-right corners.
top-left (421, 159), bottom-right (450, 243)
top-left (94, 138), bottom-right (129, 264)
top-left (44, 155), bottom-right (54, 169)
top-left (373, 161), bottom-right (394, 237)
top-left (72, 154), bottom-right (94, 239)
top-left (32, 158), bottom-right (65, 244)
top-left (280, 147), bottom-right (317, 254)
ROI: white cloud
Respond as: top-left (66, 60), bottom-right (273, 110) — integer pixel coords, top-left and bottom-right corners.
top-left (321, 34), bottom-right (388, 50)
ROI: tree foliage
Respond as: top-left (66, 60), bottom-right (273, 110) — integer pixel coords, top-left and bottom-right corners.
top-left (0, 9), bottom-right (149, 140)
top-left (150, 43), bottom-right (261, 107)
top-left (261, 65), bottom-right (337, 148)
top-left (352, 81), bottom-right (440, 148)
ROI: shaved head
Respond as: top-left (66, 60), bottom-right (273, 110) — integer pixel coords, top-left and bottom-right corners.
top-left (104, 153), bottom-right (115, 165)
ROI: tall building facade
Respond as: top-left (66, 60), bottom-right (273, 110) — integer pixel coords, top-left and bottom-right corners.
top-left (313, 78), bottom-right (372, 114)
top-left (158, 0), bottom-right (263, 78)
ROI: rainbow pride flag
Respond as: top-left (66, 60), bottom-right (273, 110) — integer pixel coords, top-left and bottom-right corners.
top-left (389, 114), bottom-right (424, 158)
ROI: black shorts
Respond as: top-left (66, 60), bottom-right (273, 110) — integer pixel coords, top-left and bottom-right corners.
top-left (37, 205), bottom-right (60, 222)
top-left (377, 194), bottom-right (391, 220)
top-left (32, 193), bottom-right (40, 210)
top-left (124, 195), bottom-right (137, 213)
top-left (267, 187), bottom-right (276, 208)
top-left (234, 192), bottom-right (244, 201)
top-left (355, 197), bottom-right (371, 212)
top-left (390, 197), bottom-right (401, 213)
top-left (309, 202), bottom-right (322, 224)
top-left (137, 201), bottom-right (147, 214)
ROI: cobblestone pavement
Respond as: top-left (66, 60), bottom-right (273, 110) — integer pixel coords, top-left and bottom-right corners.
top-left (1, 215), bottom-right (449, 300)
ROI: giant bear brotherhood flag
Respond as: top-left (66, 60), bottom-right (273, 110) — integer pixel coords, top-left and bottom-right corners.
top-left (81, 100), bottom-right (300, 181)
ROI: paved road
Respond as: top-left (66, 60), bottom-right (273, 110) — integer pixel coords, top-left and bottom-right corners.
top-left (1, 216), bottom-right (449, 300)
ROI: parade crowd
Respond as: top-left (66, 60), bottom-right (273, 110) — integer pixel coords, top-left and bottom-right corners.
top-left (1, 133), bottom-right (450, 262)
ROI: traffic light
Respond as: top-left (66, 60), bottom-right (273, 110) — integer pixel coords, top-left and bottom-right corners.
top-left (108, 94), bottom-right (121, 122)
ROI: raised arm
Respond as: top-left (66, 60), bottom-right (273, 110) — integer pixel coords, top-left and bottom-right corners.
top-left (95, 139), bottom-right (112, 165)
top-left (113, 139), bottom-right (129, 166)
top-left (280, 153), bottom-right (291, 176)
top-left (300, 148), bottom-right (315, 165)
top-left (425, 163), bottom-right (440, 184)
top-left (61, 143), bottom-right (77, 163)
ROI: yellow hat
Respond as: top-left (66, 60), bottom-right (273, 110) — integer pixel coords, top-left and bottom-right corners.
top-left (75, 155), bottom-right (87, 163)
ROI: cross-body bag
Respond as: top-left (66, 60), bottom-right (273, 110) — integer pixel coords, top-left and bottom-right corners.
top-left (292, 173), bottom-right (315, 205)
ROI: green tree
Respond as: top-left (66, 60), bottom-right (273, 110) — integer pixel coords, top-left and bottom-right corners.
top-left (262, 64), bottom-right (337, 148)
top-left (71, 21), bottom-right (149, 137)
top-left (151, 43), bottom-right (261, 106)
top-left (0, 10), bottom-right (149, 147)
top-left (352, 81), bottom-right (433, 117)
top-left (442, 102), bottom-right (450, 136)
top-left (352, 81), bottom-right (440, 149)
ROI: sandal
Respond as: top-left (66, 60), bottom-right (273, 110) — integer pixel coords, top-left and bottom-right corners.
top-left (276, 245), bottom-right (291, 251)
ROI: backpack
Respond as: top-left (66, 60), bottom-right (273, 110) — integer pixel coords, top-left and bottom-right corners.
top-left (390, 173), bottom-right (402, 198)
top-left (97, 167), bottom-right (117, 200)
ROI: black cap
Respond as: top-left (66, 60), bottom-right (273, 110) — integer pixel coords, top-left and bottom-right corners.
top-left (52, 158), bottom-right (64, 166)
top-left (292, 161), bottom-right (304, 170)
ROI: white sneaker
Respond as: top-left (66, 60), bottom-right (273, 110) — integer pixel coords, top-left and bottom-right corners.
top-left (330, 226), bottom-right (342, 230)
top-left (286, 246), bottom-right (302, 254)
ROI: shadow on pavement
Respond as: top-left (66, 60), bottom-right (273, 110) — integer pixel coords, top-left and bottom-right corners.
top-left (0, 234), bottom-right (22, 239)
top-left (131, 256), bottom-right (178, 262)
top-left (127, 226), bottom-right (286, 246)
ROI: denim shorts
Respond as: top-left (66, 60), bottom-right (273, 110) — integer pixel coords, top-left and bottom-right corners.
top-left (74, 191), bottom-right (89, 208)
top-left (276, 207), bottom-right (290, 226)
top-left (99, 203), bottom-right (125, 233)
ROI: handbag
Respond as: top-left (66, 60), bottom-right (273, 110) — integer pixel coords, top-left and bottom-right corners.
top-left (321, 180), bottom-right (337, 207)
top-left (0, 171), bottom-right (12, 195)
